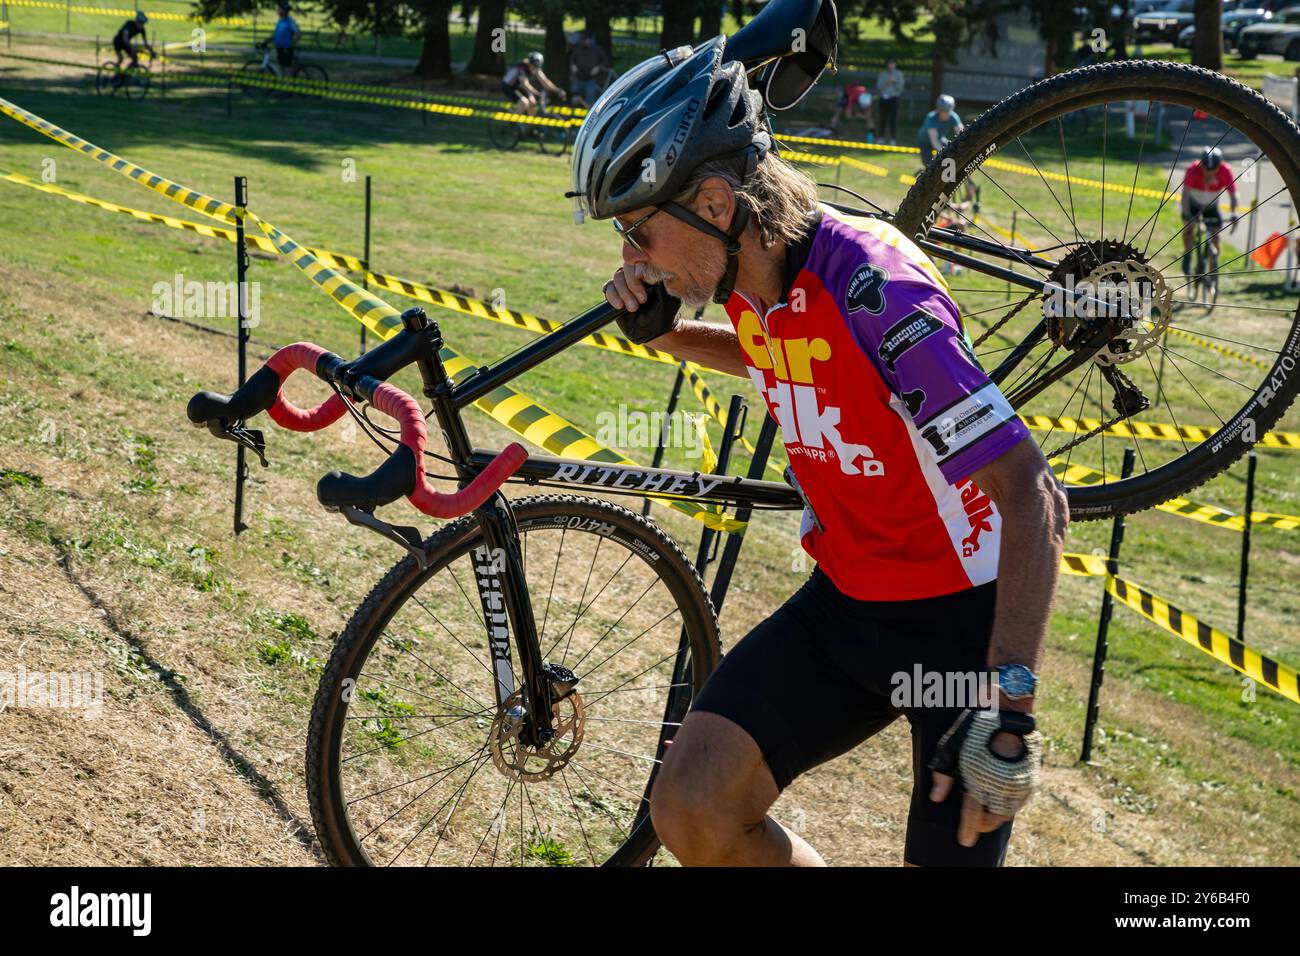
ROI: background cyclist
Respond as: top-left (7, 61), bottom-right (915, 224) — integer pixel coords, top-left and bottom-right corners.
top-left (111, 10), bottom-right (155, 73)
top-left (270, 1), bottom-right (301, 76)
top-left (502, 51), bottom-right (566, 116)
top-left (918, 94), bottom-right (977, 212)
top-left (1181, 146), bottom-right (1238, 278)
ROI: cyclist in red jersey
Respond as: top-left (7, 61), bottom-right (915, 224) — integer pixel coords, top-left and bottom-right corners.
top-left (1181, 146), bottom-right (1238, 278)
top-left (570, 39), bottom-right (1069, 867)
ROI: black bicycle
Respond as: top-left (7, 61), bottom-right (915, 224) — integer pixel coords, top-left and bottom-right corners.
top-left (187, 0), bottom-right (1300, 866)
top-left (487, 93), bottom-right (573, 155)
top-left (96, 54), bottom-right (152, 99)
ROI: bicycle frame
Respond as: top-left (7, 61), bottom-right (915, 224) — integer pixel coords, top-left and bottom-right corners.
top-left (344, 202), bottom-right (1112, 746)
top-left (348, 303), bottom-right (800, 747)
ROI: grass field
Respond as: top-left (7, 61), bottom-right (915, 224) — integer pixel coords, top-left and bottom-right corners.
top-left (0, 37), bottom-right (1297, 865)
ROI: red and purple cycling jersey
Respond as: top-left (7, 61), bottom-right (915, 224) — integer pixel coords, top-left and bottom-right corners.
top-left (722, 206), bottom-right (1029, 601)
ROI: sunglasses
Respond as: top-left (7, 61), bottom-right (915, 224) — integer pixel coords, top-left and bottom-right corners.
top-left (612, 207), bottom-right (662, 255)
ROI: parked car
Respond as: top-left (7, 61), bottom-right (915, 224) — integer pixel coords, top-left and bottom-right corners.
top-left (1134, 0), bottom-right (1200, 44)
top-left (1134, 0), bottom-right (1255, 44)
top-left (1237, 4), bottom-right (1300, 57)
top-left (1177, 7), bottom-right (1274, 50)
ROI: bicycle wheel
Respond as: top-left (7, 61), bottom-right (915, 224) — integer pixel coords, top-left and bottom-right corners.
top-left (294, 63), bottom-right (328, 89)
top-left (533, 117), bottom-right (568, 155)
top-left (488, 116), bottom-right (522, 150)
top-left (95, 63), bottom-right (114, 95)
top-left (123, 66), bottom-right (150, 100)
top-left (239, 61), bottom-right (274, 97)
top-left (893, 61), bottom-right (1300, 520)
top-left (307, 494), bottom-right (721, 867)
top-left (1060, 107), bottom-right (1089, 138)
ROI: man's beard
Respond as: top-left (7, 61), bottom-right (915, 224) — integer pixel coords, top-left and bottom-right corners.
top-left (641, 242), bottom-right (726, 310)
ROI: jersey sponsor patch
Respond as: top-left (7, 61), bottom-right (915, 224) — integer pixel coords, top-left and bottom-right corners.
top-left (917, 382), bottom-right (1015, 463)
top-left (845, 262), bottom-right (889, 316)
top-left (878, 307), bottom-right (943, 372)
top-left (903, 388), bottom-right (926, 417)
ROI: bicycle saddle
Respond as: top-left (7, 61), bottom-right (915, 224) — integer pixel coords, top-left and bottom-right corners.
top-left (723, 0), bottom-right (838, 110)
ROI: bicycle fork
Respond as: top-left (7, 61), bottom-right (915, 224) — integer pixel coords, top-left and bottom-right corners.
top-left (408, 308), bottom-right (561, 745)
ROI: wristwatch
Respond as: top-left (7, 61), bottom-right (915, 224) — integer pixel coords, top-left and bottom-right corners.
top-left (996, 663), bottom-right (1038, 701)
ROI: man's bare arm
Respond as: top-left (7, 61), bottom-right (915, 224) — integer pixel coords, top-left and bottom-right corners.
top-left (968, 437), bottom-right (1069, 710)
top-left (649, 319), bottom-right (749, 379)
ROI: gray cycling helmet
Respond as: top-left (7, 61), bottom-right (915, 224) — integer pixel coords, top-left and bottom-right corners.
top-left (568, 35), bottom-right (772, 302)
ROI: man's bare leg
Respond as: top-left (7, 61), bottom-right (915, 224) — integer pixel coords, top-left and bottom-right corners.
top-left (650, 711), bottom-right (826, 866)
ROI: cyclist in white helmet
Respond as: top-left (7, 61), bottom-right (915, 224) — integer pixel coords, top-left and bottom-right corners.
top-left (502, 51), bottom-right (566, 116)
top-left (568, 37), bottom-right (1065, 868)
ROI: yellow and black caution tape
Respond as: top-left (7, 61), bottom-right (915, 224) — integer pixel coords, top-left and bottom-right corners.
top-left (1, 0), bottom-right (247, 23)
top-left (0, 94), bottom-right (238, 223)
top-left (1050, 458), bottom-right (1300, 531)
top-left (1024, 414), bottom-right (1300, 450)
top-left (1058, 551), bottom-right (1299, 705)
top-left (0, 168), bottom-right (366, 266)
top-left (253, 216), bottom-right (746, 533)
top-left (0, 94), bottom-right (747, 533)
top-left (1164, 326), bottom-right (1273, 372)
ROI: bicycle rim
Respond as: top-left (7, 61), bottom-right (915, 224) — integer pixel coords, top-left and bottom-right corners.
top-left (307, 495), bottom-right (720, 867)
top-left (893, 61), bottom-right (1300, 520)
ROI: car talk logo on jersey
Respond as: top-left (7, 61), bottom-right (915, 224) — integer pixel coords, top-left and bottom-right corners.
top-left (737, 310), bottom-right (884, 478)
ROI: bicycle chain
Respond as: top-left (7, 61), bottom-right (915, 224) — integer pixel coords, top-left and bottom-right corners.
top-left (1043, 366), bottom-right (1144, 460)
top-left (972, 291), bottom-right (1039, 348)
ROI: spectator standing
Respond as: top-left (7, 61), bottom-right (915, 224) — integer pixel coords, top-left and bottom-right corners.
top-left (877, 57), bottom-right (905, 145)
top-left (569, 30), bottom-right (610, 109)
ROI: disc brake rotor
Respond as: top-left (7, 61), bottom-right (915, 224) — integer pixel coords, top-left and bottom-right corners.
top-left (489, 688), bottom-right (585, 783)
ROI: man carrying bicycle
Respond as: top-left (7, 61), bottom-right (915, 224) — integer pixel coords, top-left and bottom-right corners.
top-left (271, 1), bottom-right (301, 75)
top-left (111, 10), bottom-right (155, 73)
top-left (503, 51), bottom-right (566, 116)
top-left (1181, 146), bottom-right (1238, 279)
top-left (573, 39), bottom-right (1067, 866)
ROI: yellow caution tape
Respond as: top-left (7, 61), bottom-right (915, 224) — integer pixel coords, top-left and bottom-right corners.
top-left (1, 0), bottom-right (247, 23)
top-left (1059, 551), bottom-right (1112, 577)
top-left (1164, 326), bottom-right (1273, 372)
top-left (0, 93), bottom-right (747, 533)
top-left (1059, 551), bottom-right (1299, 705)
top-left (0, 168), bottom-right (364, 267)
top-left (253, 216), bottom-right (746, 534)
top-left (1023, 414), bottom-right (1300, 450)
top-left (0, 94), bottom-right (238, 222)
top-left (1049, 458), bottom-right (1300, 531)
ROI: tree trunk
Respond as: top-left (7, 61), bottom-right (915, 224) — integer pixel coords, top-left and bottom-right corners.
top-left (544, 10), bottom-right (567, 92)
top-left (661, 1), bottom-right (697, 50)
top-left (417, 2), bottom-right (453, 79)
top-left (468, 0), bottom-right (505, 75)
top-left (929, 46), bottom-right (945, 105)
top-left (1191, 0), bottom-right (1222, 70)
top-left (585, 12), bottom-right (612, 63)
top-left (699, 0), bottom-right (722, 42)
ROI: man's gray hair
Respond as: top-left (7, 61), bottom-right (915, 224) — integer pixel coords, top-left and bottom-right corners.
top-left (671, 151), bottom-right (821, 249)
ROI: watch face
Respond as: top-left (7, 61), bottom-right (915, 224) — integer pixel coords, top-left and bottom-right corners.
top-left (998, 664), bottom-right (1036, 698)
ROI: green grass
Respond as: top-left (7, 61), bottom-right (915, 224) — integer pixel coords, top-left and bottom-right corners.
top-left (0, 43), bottom-right (1296, 865)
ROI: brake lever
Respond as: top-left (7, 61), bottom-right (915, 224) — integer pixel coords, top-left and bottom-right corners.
top-left (205, 419), bottom-right (269, 467)
top-left (339, 505), bottom-right (429, 570)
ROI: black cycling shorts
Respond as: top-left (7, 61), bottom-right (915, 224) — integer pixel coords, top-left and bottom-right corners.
top-left (501, 82), bottom-right (527, 103)
top-left (1184, 199), bottom-right (1223, 227)
top-left (691, 564), bottom-right (1014, 867)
